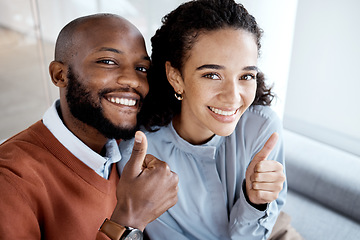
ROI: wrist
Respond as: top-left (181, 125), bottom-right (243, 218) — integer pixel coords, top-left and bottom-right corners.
top-left (111, 202), bottom-right (146, 231)
top-left (243, 180), bottom-right (267, 211)
top-left (99, 218), bottom-right (143, 240)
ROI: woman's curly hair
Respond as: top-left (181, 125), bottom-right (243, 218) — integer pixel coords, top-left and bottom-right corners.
top-left (139, 0), bottom-right (274, 131)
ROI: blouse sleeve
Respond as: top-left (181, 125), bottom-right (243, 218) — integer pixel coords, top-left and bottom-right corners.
top-left (229, 106), bottom-right (287, 239)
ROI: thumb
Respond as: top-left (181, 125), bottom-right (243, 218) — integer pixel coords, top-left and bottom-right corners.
top-left (252, 132), bottom-right (279, 165)
top-left (122, 131), bottom-right (148, 178)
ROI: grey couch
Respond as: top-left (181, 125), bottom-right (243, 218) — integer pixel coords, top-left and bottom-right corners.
top-left (282, 130), bottom-right (360, 239)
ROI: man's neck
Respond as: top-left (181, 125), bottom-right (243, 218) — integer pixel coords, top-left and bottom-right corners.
top-left (57, 102), bottom-right (108, 154)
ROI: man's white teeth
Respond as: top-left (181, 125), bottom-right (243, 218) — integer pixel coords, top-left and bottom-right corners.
top-left (209, 107), bottom-right (237, 116)
top-left (108, 97), bottom-right (136, 106)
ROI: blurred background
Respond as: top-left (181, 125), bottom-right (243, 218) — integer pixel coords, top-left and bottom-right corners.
top-left (1, 0), bottom-right (360, 238)
top-left (0, 0), bottom-right (359, 155)
top-left (1, 0), bottom-right (359, 158)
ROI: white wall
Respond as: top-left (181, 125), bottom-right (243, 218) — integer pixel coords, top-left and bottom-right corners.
top-left (0, 0), bottom-right (185, 53)
top-left (241, 0), bottom-right (298, 118)
top-left (284, 0), bottom-right (360, 156)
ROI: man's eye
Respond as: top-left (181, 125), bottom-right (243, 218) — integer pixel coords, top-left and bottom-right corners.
top-left (240, 74), bottom-right (256, 81)
top-left (136, 67), bottom-right (148, 73)
top-left (203, 73), bottom-right (220, 80)
top-left (97, 60), bottom-right (116, 65)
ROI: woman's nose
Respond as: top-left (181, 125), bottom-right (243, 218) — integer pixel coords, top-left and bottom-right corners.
top-left (221, 79), bottom-right (241, 102)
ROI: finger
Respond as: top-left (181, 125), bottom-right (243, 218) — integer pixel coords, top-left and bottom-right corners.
top-left (249, 190), bottom-right (280, 204)
top-left (252, 133), bottom-right (279, 165)
top-left (254, 160), bottom-right (283, 173)
top-left (250, 170), bottom-right (284, 182)
top-left (252, 182), bottom-right (284, 192)
top-left (143, 154), bottom-right (162, 169)
top-left (142, 156), bottom-right (170, 174)
top-left (123, 131), bottom-right (148, 177)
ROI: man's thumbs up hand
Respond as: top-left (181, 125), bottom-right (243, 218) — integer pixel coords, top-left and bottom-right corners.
top-left (112, 131), bottom-right (178, 231)
top-left (121, 131), bottom-right (149, 178)
top-left (245, 133), bottom-right (285, 205)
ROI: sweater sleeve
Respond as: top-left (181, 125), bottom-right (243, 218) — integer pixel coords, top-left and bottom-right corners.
top-left (0, 173), bottom-right (41, 239)
top-left (1, 171), bottom-right (117, 240)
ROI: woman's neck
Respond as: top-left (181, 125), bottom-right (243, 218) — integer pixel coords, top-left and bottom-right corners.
top-left (172, 114), bottom-right (215, 145)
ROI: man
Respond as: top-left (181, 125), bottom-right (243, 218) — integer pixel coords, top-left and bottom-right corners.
top-left (0, 13), bottom-right (178, 239)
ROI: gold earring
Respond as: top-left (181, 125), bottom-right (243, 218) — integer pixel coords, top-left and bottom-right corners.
top-left (174, 92), bottom-right (183, 101)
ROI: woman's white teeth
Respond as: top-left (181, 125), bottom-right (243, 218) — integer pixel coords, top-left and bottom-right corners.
top-left (209, 107), bottom-right (236, 116)
top-left (108, 97), bottom-right (136, 106)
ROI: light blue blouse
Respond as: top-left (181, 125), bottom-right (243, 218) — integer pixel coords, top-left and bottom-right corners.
top-left (118, 105), bottom-right (287, 240)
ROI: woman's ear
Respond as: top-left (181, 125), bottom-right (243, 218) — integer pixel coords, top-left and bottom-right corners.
top-left (165, 61), bottom-right (184, 93)
top-left (49, 61), bottom-right (67, 88)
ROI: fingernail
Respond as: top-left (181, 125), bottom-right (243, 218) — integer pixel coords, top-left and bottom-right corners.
top-left (135, 132), bottom-right (142, 143)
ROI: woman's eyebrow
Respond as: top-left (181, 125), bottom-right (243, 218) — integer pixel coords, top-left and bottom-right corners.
top-left (196, 64), bottom-right (259, 72)
top-left (196, 64), bottom-right (225, 70)
top-left (243, 66), bottom-right (259, 72)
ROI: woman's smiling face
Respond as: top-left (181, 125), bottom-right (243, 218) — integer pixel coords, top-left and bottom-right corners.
top-left (168, 28), bottom-right (258, 144)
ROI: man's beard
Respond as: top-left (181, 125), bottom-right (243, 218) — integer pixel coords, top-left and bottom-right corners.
top-left (65, 67), bottom-right (139, 140)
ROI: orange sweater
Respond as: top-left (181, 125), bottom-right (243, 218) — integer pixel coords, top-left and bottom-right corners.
top-left (0, 121), bottom-right (118, 239)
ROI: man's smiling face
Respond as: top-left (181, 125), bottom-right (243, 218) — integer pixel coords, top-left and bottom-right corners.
top-left (64, 17), bottom-right (150, 140)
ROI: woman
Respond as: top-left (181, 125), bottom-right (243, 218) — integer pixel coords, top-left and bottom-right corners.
top-left (119, 0), bottom-right (287, 239)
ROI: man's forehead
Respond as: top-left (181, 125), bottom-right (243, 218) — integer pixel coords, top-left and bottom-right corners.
top-left (69, 23), bottom-right (147, 61)
top-left (78, 17), bottom-right (130, 33)
top-left (75, 17), bottom-right (142, 43)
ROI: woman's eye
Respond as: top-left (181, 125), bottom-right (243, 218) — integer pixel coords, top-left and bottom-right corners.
top-left (136, 67), bottom-right (148, 73)
top-left (240, 74), bottom-right (256, 81)
top-left (97, 59), bottom-right (116, 65)
top-left (203, 73), bottom-right (220, 80)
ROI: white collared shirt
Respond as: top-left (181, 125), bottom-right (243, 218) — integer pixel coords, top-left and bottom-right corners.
top-left (43, 100), bottom-right (121, 179)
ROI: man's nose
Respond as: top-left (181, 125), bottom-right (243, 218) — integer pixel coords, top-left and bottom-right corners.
top-left (116, 68), bottom-right (143, 89)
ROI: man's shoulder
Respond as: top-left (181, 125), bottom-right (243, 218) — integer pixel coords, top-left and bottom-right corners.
top-left (1, 121), bottom-right (51, 149)
top-left (0, 121), bottom-right (60, 174)
top-left (2, 119), bottom-right (35, 144)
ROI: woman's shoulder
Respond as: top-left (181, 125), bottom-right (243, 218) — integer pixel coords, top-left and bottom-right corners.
top-left (229, 105), bottom-right (284, 159)
top-left (240, 105), bottom-right (282, 128)
top-left (246, 105), bottom-right (279, 120)
top-left (234, 105), bottom-right (283, 143)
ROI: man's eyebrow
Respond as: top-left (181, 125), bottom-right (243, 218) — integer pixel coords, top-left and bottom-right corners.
top-left (99, 47), bottom-right (122, 54)
top-left (98, 47), bottom-right (150, 62)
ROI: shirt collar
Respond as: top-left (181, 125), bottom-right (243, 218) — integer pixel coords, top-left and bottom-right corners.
top-left (42, 100), bottom-right (121, 178)
top-left (166, 121), bottom-right (223, 160)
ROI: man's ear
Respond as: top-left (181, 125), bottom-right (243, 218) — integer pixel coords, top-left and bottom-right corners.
top-left (49, 61), bottom-right (67, 87)
top-left (165, 61), bottom-right (184, 93)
